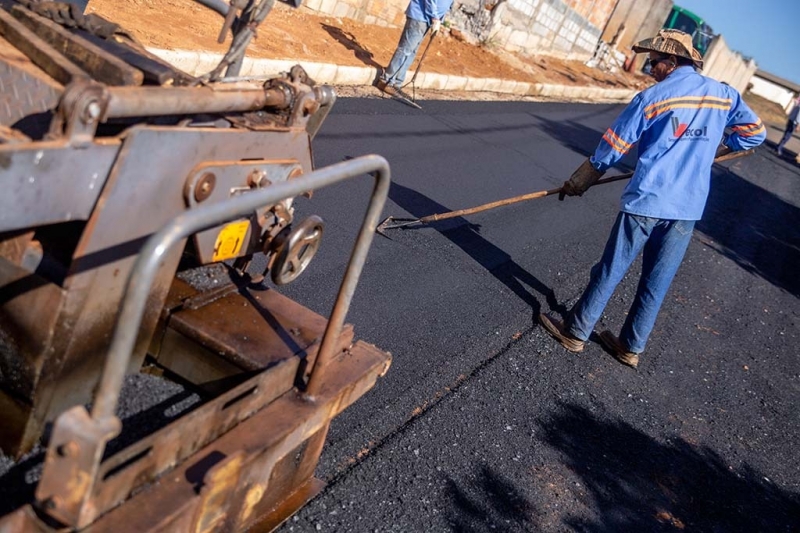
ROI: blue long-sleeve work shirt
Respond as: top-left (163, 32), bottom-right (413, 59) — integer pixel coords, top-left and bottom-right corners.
top-left (590, 66), bottom-right (766, 220)
top-left (406, 0), bottom-right (453, 23)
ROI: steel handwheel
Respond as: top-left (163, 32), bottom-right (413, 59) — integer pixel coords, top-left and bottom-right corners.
top-left (270, 215), bottom-right (324, 285)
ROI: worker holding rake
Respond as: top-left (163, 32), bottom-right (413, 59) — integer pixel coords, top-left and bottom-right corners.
top-left (375, 0), bottom-right (453, 100)
top-left (539, 30), bottom-right (766, 369)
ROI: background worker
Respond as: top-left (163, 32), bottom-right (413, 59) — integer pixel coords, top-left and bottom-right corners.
top-left (539, 30), bottom-right (766, 369)
top-left (376, 0), bottom-right (453, 96)
top-left (776, 94), bottom-right (800, 157)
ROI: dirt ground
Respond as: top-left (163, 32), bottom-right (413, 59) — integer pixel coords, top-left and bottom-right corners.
top-left (87, 0), bottom-right (650, 91)
top-left (86, 0), bottom-right (788, 123)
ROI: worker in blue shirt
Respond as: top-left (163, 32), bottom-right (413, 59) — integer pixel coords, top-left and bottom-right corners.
top-left (376, 0), bottom-right (453, 95)
top-left (539, 29), bottom-right (766, 369)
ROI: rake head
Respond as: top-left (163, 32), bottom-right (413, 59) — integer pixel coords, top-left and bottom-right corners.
top-left (375, 216), bottom-right (424, 237)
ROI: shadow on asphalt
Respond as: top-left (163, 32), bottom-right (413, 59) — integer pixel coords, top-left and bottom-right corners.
top-left (444, 464), bottom-right (540, 531)
top-left (539, 402), bottom-right (800, 532)
top-left (698, 161), bottom-right (800, 297)
top-left (386, 181), bottom-right (566, 317)
top-left (532, 115), bottom-right (638, 172)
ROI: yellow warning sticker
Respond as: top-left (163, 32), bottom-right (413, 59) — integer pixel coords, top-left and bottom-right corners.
top-left (212, 220), bottom-right (250, 262)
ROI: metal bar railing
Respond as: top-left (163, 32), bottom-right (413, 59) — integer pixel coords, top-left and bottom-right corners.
top-left (91, 154), bottom-right (390, 421)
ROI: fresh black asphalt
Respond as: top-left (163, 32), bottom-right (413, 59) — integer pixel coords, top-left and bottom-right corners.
top-left (1, 97), bottom-right (798, 531)
top-left (275, 97), bottom-right (800, 532)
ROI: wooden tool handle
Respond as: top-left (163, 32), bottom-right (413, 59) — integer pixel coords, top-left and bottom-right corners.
top-left (418, 148), bottom-right (755, 225)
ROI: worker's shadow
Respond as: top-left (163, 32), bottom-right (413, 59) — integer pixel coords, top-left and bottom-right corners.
top-left (320, 24), bottom-right (382, 70)
top-left (532, 113), bottom-right (639, 172)
top-left (387, 181), bottom-right (567, 318)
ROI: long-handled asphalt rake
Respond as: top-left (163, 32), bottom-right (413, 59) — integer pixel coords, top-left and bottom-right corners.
top-left (376, 149), bottom-right (753, 236)
top-left (401, 28), bottom-right (437, 104)
top-left (379, 28), bottom-right (439, 110)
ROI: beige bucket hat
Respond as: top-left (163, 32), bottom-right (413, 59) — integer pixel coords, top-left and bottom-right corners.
top-left (632, 29), bottom-right (704, 69)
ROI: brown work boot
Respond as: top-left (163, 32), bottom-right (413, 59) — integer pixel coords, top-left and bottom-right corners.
top-left (599, 331), bottom-right (640, 369)
top-left (374, 78), bottom-right (396, 95)
top-left (538, 313), bottom-right (585, 353)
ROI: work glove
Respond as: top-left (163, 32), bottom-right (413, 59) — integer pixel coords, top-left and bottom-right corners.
top-left (714, 143), bottom-right (732, 159)
top-left (430, 18), bottom-right (441, 34)
top-left (559, 158), bottom-right (604, 201)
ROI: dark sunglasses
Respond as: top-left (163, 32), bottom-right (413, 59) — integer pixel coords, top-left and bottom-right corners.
top-left (649, 57), bottom-right (669, 68)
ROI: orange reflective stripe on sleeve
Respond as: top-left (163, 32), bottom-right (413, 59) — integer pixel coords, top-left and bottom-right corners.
top-left (602, 128), bottom-right (632, 154)
top-left (732, 119), bottom-right (765, 137)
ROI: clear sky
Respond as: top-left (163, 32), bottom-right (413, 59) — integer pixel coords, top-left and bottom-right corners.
top-left (671, 0), bottom-right (799, 85)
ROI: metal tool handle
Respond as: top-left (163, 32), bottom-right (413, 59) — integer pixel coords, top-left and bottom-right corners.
top-left (406, 30), bottom-right (437, 88)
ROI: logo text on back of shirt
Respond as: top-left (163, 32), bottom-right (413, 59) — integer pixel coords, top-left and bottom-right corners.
top-left (672, 116), bottom-right (708, 140)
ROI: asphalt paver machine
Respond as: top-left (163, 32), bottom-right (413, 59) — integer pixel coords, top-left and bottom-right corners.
top-left (0, 1), bottom-right (391, 530)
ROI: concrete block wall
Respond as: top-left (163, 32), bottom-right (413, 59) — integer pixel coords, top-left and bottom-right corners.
top-left (302, 0), bottom-right (619, 62)
top-left (702, 34), bottom-right (757, 95)
top-left (600, 0), bottom-right (672, 73)
top-left (363, 0), bottom-right (407, 26)
top-left (303, 0), bottom-right (406, 27)
top-left (565, 0), bottom-right (616, 32)
top-left (498, 0), bottom-right (606, 60)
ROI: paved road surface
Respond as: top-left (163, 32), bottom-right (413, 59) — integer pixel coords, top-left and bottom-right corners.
top-left (1, 97), bottom-right (798, 532)
top-left (274, 97), bottom-right (800, 532)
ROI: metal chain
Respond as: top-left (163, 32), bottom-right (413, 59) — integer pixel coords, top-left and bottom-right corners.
top-left (196, 0), bottom-right (276, 83)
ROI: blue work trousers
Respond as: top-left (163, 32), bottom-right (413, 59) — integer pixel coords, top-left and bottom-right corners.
top-left (777, 119), bottom-right (798, 152)
top-left (567, 212), bottom-right (695, 353)
top-left (382, 17), bottom-right (429, 87)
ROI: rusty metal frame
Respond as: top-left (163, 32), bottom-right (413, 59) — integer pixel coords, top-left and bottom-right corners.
top-left (103, 84), bottom-right (293, 119)
top-left (33, 154), bottom-right (390, 529)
